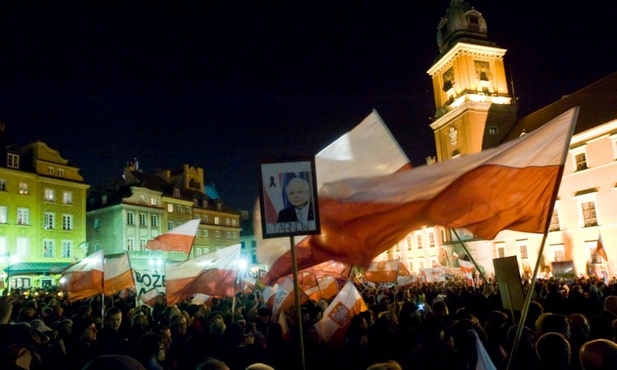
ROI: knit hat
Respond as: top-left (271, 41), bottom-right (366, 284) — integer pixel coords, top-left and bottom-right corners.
top-left (30, 319), bottom-right (54, 334)
top-left (0, 323), bottom-right (49, 351)
top-left (72, 317), bottom-right (95, 337)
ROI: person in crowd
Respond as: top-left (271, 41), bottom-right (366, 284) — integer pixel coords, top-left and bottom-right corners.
top-left (98, 307), bottom-right (128, 355)
top-left (536, 332), bottom-right (571, 370)
top-left (578, 339), bottom-right (617, 370)
top-left (0, 323), bottom-right (50, 369)
top-left (588, 295), bottom-right (617, 340)
top-left (134, 332), bottom-right (167, 370)
top-left (82, 354), bottom-right (147, 370)
top-left (196, 357), bottom-right (230, 370)
top-left (67, 316), bottom-right (100, 370)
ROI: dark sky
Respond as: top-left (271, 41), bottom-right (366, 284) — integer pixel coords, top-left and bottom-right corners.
top-left (0, 1), bottom-right (615, 212)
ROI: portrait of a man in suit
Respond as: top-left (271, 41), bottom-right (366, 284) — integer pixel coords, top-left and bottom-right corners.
top-left (277, 177), bottom-right (314, 223)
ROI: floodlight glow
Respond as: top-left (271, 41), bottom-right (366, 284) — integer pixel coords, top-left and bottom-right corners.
top-left (238, 258), bottom-right (247, 271)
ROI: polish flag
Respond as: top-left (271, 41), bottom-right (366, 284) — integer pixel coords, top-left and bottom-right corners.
top-left (364, 259), bottom-right (399, 283)
top-left (147, 219), bottom-right (200, 254)
top-left (459, 259), bottom-right (476, 287)
top-left (271, 276), bottom-right (308, 320)
top-left (103, 253), bottom-right (135, 296)
top-left (59, 250), bottom-right (104, 302)
top-left (314, 281), bottom-right (367, 348)
top-left (303, 275), bottom-right (339, 301)
top-left (278, 108), bottom-right (578, 273)
top-left (165, 244), bottom-right (241, 306)
top-left (597, 233), bottom-right (608, 262)
top-left (261, 110), bottom-right (411, 283)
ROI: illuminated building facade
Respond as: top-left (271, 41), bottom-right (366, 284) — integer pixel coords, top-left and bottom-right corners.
top-left (0, 122), bottom-right (89, 290)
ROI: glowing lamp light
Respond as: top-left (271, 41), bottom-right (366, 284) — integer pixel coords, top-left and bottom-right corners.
top-left (59, 277), bottom-right (67, 285)
top-left (238, 258), bottom-right (247, 271)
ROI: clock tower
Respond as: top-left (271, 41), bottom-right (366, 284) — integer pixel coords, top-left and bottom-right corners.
top-left (427, 0), bottom-right (518, 161)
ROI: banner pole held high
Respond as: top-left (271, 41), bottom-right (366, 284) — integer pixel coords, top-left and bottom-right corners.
top-left (289, 235), bottom-right (306, 370)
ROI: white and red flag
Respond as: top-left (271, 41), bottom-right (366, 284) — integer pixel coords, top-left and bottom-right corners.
top-left (165, 244), bottom-right (241, 306)
top-left (59, 250), bottom-right (104, 302)
top-left (103, 253), bottom-right (135, 296)
top-left (314, 281), bottom-right (367, 348)
top-left (459, 259), bottom-right (476, 287)
top-left (271, 276), bottom-right (308, 320)
top-left (269, 108), bottom-right (577, 281)
top-left (597, 233), bottom-right (608, 262)
top-left (364, 259), bottom-right (399, 283)
top-left (262, 110), bottom-right (411, 284)
top-left (147, 219), bottom-right (200, 254)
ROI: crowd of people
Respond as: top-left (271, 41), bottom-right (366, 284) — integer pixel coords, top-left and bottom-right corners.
top-left (1, 274), bottom-right (617, 370)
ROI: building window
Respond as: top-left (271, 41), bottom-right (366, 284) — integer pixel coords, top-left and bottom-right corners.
top-left (203, 215), bottom-right (209, 223)
top-left (150, 197), bottom-right (158, 206)
top-left (0, 206), bottom-right (6, 224)
top-left (552, 245), bottom-right (565, 262)
top-left (232, 219), bottom-right (237, 227)
top-left (139, 195), bottom-right (146, 204)
top-left (7, 153), bottom-right (19, 168)
top-left (226, 231), bottom-right (231, 239)
top-left (498, 247), bottom-right (505, 258)
top-left (62, 215), bottom-right (73, 230)
top-left (151, 215), bottom-right (159, 227)
top-left (573, 150), bottom-right (588, 171)
top-left (215, 231), bottom-right (221, 239)
top-left (127, 238), bottom-right (135, 251)
top-left (215, 217), bottom-right (220, 225)
top-left (17, 208), bottom-right (29, 225)
top-left (173, 188), bottom-right (180, 198)
top-left (168, 204), bottom-right (174, 212)
top-left (203, 247), bottom-right (210, 254)
top-left (232, 232), bottom-right (237, 239)
top-left (57, 169), bottom-right (64, 177)
top-left (47, 167), bottom-right (54, 175)
top-left (579, 198), bottom-right (598, 227)
top-left (44, 212), bottom-right (55, 229)
top-left (140, 238), bottom-right (147, 250)
top-left (549, 205), bottom-right (560, 232)
top-left (168, 221), bottom-right (174, 230)
top-left (61, 241), bottom-right (72, 258)
top-left (226, 218), bottom-right (231, 226)
top-left (185, 207), bottom-right (190, 214)
top-left (176, 221), bottom-right (182, 227)
top-left (428, 231), bottom-right (435, 247)
top-left (176, 205), bottom-right (182, 213)
top-left (519, 242), bottom-right (528, 259)
top-left (203, 230), bottom-right (209, 238)
top-left (416, 233), bottom-right (423, 249)
top-left (43, 240), bottom-right (54, 258)
top-left (19, 182), bottom-right (28, 195)
top-left (0, 179), bottom-right (6, 191)
top-left (63, 191), bottom-right (73, 204)
top-left (44, 188), bottom-right (55, 202)
top-left (127, 212), bottom-right (135, 225)
top-left (16, 237), bottom-right (28, 256)
top-left (488, 126), bottom-right (499, 135)
top-left (139, 213), bottom-right (147, 226)
top-left (406, 235), bottom-right (412, 250)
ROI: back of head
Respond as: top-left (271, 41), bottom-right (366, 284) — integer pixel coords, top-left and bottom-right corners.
top-left (82, 355), bottom-right (146, 370)
top-left (604, 295), bottom-right (617, 315)
top-left (245, 363), bottom-right (276, 370)
top-left (536, 332), bottom-right (571, 370)
top-left (579, 339), bottom-right (617, 370)
top-left (197, 357), bottom-right (230, 370)
top-left (366, 360), bottom-right (403, 370)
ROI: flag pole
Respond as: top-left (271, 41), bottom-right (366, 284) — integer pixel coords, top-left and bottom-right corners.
top-left (452, 229), bottom-right (487, 282)
top-left (289, 235), bottom-right (306, 370)
top-left (506, 109), bottom-right (577, 370)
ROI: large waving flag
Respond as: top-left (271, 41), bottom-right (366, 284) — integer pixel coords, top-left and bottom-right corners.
top-left (364, 259), bottom-right (399, 283)
top-left (271, 108), bottom-right (578, 278)
top-left (314, 281), bottom-right (367, 348)
top-left (596, 232), bottom-right (608, 262)
top-left (59, 250), bottom-right (104, 302)
top-left (165, 244), bottom-right (241, 306)
top-left (261, 111), bottom-right (410, 283)
top-left (103, 253), bottom-right (135, 296)
top-left (147, 219), bottom-right (200, 254)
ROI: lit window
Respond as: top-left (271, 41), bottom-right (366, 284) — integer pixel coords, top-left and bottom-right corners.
top-left (57, 169), bottom-right (64, 177)
top-left (44, 212), bottom-right (55, 229)
top-left (406, 235), bottom-right (412, 250)
top-left (19, 182), bottom-right (28, 195)
top-left (203, 230), bottom-right (209, 238)
top-left (139, 213), bottom-right (147, 226)
top-left (553, 245), bottom-right (565, 262)
top-left (214, 217), bottom-right (220, 225)
top-left (167, 204), bottom-right (174, 212)
top-left (63, 191), bottom-right (73, 204)
top-left (44, 188), bottom-right (55, 202)
top-left (428, 231), bottom-right (435, 247)
top-left (573, 148), bottom-right (588, 171)
top-left (498, 247), bottom-right (505, 258)
top-left (549, 205), bottom-right (560, 232)
top-left (140, 238), bottom-right (147, 250)
top-left (127, 212), bottom-right (135, 225)
top-left (16, 237), bottom-right (28, 256)
top-left (61, 241), bottom-right (72, 258)
top-left (581, 201), bottom-right (598, 227)
top-left (62, 215), bottom-right (73, 230)
top-left (150, 197), bottom-right (157, 206)
top-left (47, 167), bottom-right (54, 175)
top-left (151, 215), bottom-right (159, 227)
top-left (518, 242), bottom-right (528, 259)
top-left (17, 208), bottom-right (29, 225)
top-left (231, 219), bottom-right (236, 227)
top-left (127, 238), bottom-right (135, 251)
top-left (43, 240), bottom-right (54, 258)
top-left (416, 233), bottom-right (423, 249)
top-left (0, 207), bottom-right (6, 224)
top-left (0, 179), bottom-right (6, 191)
top-left (7, 153), bottom-right (19, 168)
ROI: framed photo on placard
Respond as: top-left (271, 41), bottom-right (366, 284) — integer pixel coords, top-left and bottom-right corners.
top-left (258, 157), bottom-right (320, 239)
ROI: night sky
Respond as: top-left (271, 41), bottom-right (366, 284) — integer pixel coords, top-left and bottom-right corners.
top-left (0, 1), bottom-right (615, 212)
